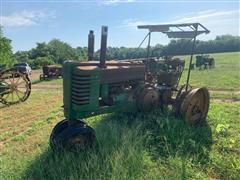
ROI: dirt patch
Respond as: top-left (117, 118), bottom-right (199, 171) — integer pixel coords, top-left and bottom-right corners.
top-left (29, 69), bottom-right (42, 82)
top-left (209, 90), bottom-right (240, 94)
top-left (211, 98), bottom-right (240, 103)
top-left (32, 84), bottom-right (62, 91)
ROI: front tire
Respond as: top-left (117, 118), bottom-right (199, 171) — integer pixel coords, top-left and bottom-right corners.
top-left (50, 120), bottom-right (96, 152)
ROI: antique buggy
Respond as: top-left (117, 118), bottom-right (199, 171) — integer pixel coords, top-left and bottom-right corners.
top-left (0, 68), bottom-right (31, 105)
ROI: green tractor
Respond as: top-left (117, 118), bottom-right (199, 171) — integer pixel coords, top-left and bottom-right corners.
top-left (196, 55), bottom-right (215, 69)
top-left (50, 23), bottom-right (211, 152)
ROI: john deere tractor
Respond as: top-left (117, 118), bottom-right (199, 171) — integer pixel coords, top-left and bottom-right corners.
top-left (196, 55), bottom-right (215, 69)
top-left (50, 23), bottom-right (210, 152)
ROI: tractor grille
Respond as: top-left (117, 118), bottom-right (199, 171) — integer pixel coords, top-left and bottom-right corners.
top-left (71, 74), bottom-right (91, 105)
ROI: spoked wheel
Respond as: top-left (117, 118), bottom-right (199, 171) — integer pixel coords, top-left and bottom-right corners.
top-left (0, 69), bottom-right (31, 105)
top-left (50, 119), bottom-right (96, 152)
top-left (180, 88), bottom-right (210, 124)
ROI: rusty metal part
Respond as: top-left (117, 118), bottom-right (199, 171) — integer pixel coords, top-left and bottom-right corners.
top-left (157, 71), bottom-right (181, 86)
top-left (69, 60), bottom-right (143, 67)
top-left (161, 89), bottom-right (172, 104)
top-left (74, 64), bottom-right (145, 84)
top-left (173, 84), bottom-right (192, 115)
top-left (0, 69), bottom-right (31, 105)
top-left (147, 58), bottom-right (185, 87)
top-left (100, 66), bottom-right (145, 84)
top-left (145, 73), bottom-right (153, 83)
top-left (176, 84), bottom-right (192, 103)
top-left (137, 87), bottom-right (159, 112)
top-left (180, 87), bottom-right (209, 124)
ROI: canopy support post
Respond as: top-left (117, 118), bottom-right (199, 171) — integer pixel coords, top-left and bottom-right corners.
top-left (146, 32), bottom-right (151, 71)
top-left (138, 32), bottom-right (150, 48)
top-left (186, 25), bottom-right (198, 91)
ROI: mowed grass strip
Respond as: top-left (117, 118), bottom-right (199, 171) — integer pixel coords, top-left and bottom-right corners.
top-left (210, 90), bottom-right (240, 101)
top-left (0, 91), bottom-right (63, 143)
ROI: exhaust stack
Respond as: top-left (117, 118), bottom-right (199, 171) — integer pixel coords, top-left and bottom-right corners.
top-left (88, 30), bottom-right (94, 61)
top-left (99, 26), bottom-right (108, 68)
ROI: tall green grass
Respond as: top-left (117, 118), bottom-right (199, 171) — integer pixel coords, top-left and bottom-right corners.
top-left (1, 102), bottom-right (239, 179)
top-left (18, 106), bottom-right (239, 180)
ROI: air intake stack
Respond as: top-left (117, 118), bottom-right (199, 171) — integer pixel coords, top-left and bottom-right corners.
top-left (88, 30), bottom-right (94, 61)
top-left (99, 26), bottom-right (108, 68)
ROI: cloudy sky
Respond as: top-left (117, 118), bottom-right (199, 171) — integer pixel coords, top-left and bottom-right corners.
top-left (0, 0), bottom-right (239, 52)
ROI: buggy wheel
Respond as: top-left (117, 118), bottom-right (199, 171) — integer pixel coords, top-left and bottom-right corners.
top-left (180, 88), bottom-right (210, 125)
top-left (0, 69), bottom-right (31, 105)
top-left (50, 120), bottom-right (95, 152)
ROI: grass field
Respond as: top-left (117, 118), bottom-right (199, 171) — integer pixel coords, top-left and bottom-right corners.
top-left (179, 52), bottom-right (240, 90)
top-left (0, 52), bottom-right (240, 179)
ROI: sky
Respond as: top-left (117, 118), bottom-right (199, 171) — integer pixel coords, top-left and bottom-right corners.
top-left (0, 0), bottom-right (239, 52)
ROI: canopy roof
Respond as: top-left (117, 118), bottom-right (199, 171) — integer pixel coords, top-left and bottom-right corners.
top-left (137, 23), bottom-right (210, 39)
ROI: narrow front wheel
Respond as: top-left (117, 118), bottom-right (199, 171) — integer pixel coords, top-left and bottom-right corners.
top-left (50, 120), bottom-right (96, 152)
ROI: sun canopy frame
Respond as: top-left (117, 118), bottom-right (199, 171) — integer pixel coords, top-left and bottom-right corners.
top-left (137, 23), bottom-right (209, 39)
top-left (137, 23), bottom-right (210, 91)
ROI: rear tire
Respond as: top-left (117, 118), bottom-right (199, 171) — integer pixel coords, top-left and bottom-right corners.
top-left (180, 88), bottom-right (210, 125)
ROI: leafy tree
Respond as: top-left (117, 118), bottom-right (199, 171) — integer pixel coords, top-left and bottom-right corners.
top-left (14, 51), bottom-right (30, 63)
top-left (48, 39), bottom-right (78, 64)
top-left (28, 56), bottom-right (54, 69)
top-left (0, 27), bottom-right (15, 67)
top-left (30, 42), bottom-right (51, 59)
top-left (75, 47), bottom-right (88, 61)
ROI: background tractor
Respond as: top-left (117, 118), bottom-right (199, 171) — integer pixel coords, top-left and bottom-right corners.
top-left (39, 65), bottom-right (63, 80)
top-left (50, 23), bottom-right (211, 152)
top-left (196, 54), bottom-right (215, 69)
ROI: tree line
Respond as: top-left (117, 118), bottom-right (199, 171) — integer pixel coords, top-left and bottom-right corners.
top-left (1, 26), bottom-right (239, 69)
top-left (99, 35), bottom-right (240, 60)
